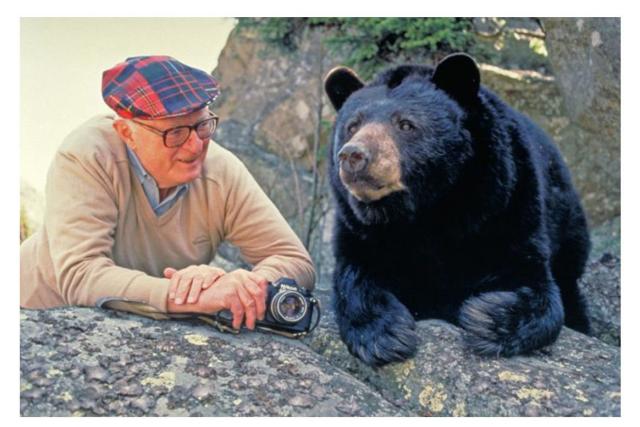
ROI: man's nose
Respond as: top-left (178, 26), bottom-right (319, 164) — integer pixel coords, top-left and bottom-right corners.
top-left (182, 130), bottom-right (205, 152)
top-left (338, 143), bottom-right (370, 174)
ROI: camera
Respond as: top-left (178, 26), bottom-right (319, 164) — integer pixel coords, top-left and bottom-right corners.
top-left (97, 278), bottom-right (320, 338)
top-left (214, 277), bottom-right (320, 338)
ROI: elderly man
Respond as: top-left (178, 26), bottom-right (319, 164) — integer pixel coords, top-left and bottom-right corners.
top-left (20, 56), bottom-right (316, 330)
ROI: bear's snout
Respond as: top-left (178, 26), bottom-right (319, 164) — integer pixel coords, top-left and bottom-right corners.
top-left (338, 143), bottom-right (370, 174)
top-left (337, 123), bottom-right (406, 203)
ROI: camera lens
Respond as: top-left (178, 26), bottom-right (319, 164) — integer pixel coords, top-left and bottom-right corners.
top-left (271, 290), bottom-right (307, 323)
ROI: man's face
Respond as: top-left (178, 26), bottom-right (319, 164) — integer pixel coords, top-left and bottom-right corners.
top-left (123, 108), bottom-right (213, 189)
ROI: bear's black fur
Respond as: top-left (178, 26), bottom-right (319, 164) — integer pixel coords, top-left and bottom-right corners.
top-left (324, 53), bottom-right (591, 367)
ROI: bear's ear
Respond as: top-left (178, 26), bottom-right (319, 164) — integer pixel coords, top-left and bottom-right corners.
top-left (324, 66), bottom-right (365, 111)
top-left (432, 53), bottom-right (480, 104)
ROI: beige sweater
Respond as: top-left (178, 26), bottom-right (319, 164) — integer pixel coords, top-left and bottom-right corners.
top-left (20, 115), bottom-right (316, 313)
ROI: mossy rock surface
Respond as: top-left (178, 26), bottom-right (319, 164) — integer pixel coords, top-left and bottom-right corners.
top-left (21, 294), bottom-right (619, 416)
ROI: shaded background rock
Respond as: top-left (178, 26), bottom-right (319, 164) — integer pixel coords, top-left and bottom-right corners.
top-left (542, 18), bottom-right (620, 225)
top-left (213, 27), bottom-right (339, 289)
top-left (580, 252), bottom-right (620, 347)
top-left (579, 216), bottom-right (621, 346)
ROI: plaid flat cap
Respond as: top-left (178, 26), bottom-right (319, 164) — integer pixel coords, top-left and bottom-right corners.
top-left (102, 55), bottom-right (220, 119)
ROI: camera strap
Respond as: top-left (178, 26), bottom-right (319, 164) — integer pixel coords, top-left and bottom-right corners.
top-left (307, 296), bottom-right (322, 334)
top-left (97, 295), bottom-right (323, 339)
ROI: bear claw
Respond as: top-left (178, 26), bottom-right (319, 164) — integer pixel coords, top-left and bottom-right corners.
top-left (458, 289), bottom-right (562, 357)
top-left (342, 313), bottom-right (418, 367)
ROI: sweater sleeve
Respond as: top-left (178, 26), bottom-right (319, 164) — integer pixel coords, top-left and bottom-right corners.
top-left (44, 148), bottom-right (170, 313)
top-left (221, 155), bottom-right (316, 290)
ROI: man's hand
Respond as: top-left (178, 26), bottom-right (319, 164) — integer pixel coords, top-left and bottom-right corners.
top-left (164, 265), bottom-right (226, 305)
top-left (206, 269), bottom-right (268, 330)
top-left (166, 269), bottom-right (268, 330)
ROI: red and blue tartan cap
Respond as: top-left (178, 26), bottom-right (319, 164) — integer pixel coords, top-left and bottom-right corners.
top-left (101, 56), bottom-right (220, 119)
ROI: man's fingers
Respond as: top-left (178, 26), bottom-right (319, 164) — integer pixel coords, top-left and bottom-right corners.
top-left (252, 276), bottom-right (268, 292)
top-left (248, 275), bottom-right (268, 306)
top-left (202, 272), bottom-right (223, 290)
top-left (229, 299), bottom-right (245, 330)
top-left (236, 284), bottom-right (257, 330)
top-left (164, 267), bottom-right (177, 279)
top-left (243, 280), bottom-right (266, 321)
top-left (211, 267), bottom-right (225, 277)
top-left (202, 274), bottom-right (215, 290)
top-left (168, 272), bottom-right (181, 300)
top-left (175, 274), bottom-right (192, 305)
top-left (187, 276), bottom-right (204, 304)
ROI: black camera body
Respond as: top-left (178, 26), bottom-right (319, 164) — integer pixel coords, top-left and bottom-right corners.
top-left (215, 277), bottom-right (320, 337)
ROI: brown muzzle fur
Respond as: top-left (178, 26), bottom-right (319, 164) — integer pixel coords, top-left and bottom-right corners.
top-left (338, 123), bottom-right (406, 202)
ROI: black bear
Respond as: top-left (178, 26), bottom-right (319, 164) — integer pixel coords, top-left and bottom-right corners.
top-left (324, 53), bottom-right (591, 367)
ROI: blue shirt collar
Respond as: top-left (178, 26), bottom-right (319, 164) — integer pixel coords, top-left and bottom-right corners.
top-left (125, 145), bottom-right (188, 216)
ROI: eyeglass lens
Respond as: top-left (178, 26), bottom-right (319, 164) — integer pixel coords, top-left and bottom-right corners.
top-left (165, 118), bottom-right (217, 147)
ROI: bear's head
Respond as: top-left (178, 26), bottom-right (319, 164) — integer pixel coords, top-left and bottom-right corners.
top-left (325, 53), bottom-right (480, 226)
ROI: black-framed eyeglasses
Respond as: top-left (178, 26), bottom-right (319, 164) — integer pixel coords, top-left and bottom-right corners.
top-left (132, 112), bottom-right (219, 148)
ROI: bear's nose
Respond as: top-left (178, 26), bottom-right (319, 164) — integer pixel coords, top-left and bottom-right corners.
top-left (338, 144), bottom-right (370, 174)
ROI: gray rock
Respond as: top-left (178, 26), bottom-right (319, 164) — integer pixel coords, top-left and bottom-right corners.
top-left (20, 307), bottom-right (408, 416)
top-left (589, 216), bottom-right (620, 262)
top-left (116, 383), bottom-right (144, 397)
top-left (290, 394), bottom-right (314, 408)
top-left (21, 280), bottom-right (619, 417)
top-left (579, 217), bottom-right (621, 346)
top-left (83, 366), bottom-right (109, 383)
top-left (129, 395), bottom-right (155, 413)
top-left (192, 384), bottom-right (214, 401)
top-left (581, 254), bottom-right (619, 347)
top-left (305, 307), bottom-right (619, 416)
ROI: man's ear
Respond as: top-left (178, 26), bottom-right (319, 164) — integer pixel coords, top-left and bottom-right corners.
top-left (432, 53), bottom-right (480, 104)
top-left (112, 119), bottom-right (136, 149)
top-left (324, 66), bottom-right (364, 111)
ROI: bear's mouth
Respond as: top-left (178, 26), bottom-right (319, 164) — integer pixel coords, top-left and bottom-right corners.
top-left (348, 188), bottom-right (417, 225)
top-left (341, 174), bottom-right (406, 203)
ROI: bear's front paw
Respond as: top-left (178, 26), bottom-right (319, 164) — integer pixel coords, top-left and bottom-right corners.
top-left (458, 288), bottom-right (563, 357)
top-left (341, 311), bottom-right (418, 367)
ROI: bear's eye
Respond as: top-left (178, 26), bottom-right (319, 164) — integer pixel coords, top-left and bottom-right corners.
top-left (346, 122), bottom-right (360, 135)
top-left (398, 120), bottom-right (416, 132)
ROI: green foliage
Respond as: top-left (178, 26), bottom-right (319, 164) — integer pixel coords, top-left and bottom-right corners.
top-left (237, 18), bottom-right (309, 54)
top-left (239, 18), bottom-right (476, 79)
